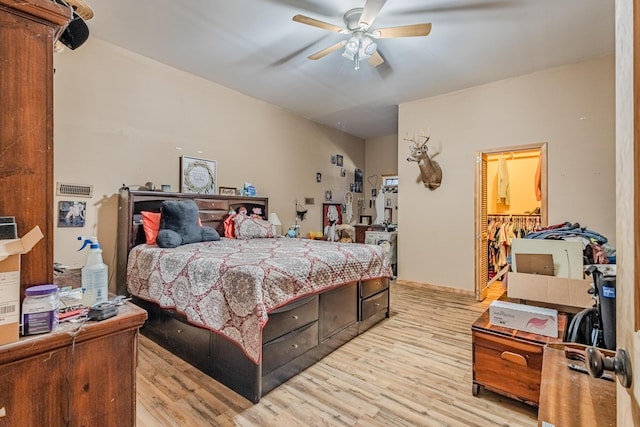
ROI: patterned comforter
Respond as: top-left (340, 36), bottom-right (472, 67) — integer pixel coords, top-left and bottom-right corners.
top-left (127, 237), bottom-right (393, 364)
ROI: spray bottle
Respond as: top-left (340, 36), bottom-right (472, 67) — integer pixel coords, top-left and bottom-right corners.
top-left (78, 236), bottom-right (108, 307)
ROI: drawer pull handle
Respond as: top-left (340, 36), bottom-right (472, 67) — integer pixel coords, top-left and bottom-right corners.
top-left (291, 344), bottom-right (298, 349)
top-left (501, 351), bottom-right (527, 366)
top-left (291, 315), bottom-right (298, 320)
top-left (374, 303), bottom-right (380, 307)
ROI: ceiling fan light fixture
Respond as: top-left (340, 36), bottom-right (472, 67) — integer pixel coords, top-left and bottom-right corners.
top-left (342, 36), bottom-right (360, 60)
top-left (359, 36), bottom-right (377, 59)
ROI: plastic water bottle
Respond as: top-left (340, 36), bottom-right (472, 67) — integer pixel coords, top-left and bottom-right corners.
top-left (78, 236), bottom-right (108, 307)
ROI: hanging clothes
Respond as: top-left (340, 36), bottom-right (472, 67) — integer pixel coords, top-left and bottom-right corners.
top-left (497, 155), bottom-right (511, 205)
top-left (487, 214), bottom-right (541, 278)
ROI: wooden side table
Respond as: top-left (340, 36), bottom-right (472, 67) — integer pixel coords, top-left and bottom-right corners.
top-left (471, 307), bottom-right (567, 406)
top-left (0, 302), bottom-right (147, 426)
top-left (538, 345), bottom-right (616, 427)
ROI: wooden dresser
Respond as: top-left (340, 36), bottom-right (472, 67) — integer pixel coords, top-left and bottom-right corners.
top-left (471, 308), bottom-right (567, 406)
top-left (0, 303), bottom-right (147, 426)
top-left (0, 0), bottom-right (71, 298)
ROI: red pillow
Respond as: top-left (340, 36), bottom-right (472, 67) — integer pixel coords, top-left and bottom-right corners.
top-left (141, 211), bottom-right (161, 245)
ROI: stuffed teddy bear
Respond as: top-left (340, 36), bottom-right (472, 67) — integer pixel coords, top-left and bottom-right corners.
top-left (156, 200), bottom-right (220, 248)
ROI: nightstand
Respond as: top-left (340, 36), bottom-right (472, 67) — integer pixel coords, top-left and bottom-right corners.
top-left (0, 302), bottom-right (147, 425)
top-left (471, 307), bottom-right (567, 406)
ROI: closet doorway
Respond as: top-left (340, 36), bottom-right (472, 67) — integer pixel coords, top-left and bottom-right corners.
top-left (474, 142), bottom-right (548, 301)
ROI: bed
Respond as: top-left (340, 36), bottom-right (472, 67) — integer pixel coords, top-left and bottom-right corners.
top-left (116, 188), bottom-right (393, 403)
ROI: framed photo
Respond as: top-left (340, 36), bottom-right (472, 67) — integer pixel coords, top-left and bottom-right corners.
top-left (359, 215), bottom-right (372, 225)
top-left (323, 203), bottom-right (342, 242)
top-left (180, 156), bottom-right (216, 194)
top-left (58, 201), bottom-right (86, 227)
top-left (336, 154), bottom-right (344, 167)
top-left (325, 190), bottom-right (332, 201)
top-left (219, 186), bottom-right (236, 196)
top-left (385, 207), bottom-right (393, 223)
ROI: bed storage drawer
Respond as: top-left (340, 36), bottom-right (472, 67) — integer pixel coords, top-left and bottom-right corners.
top-left (262, 321), bottom-right (319, 375)
top-left (263, 295), bottom-right (318, 343)
top-left (195, 199), bottom-right (230, 211)
top-left (320, 282), bottom-right (357, 341)
top-left (360, 289), bottom-right (389, 321)
top-left (360, 277), bottom-right (389, 299)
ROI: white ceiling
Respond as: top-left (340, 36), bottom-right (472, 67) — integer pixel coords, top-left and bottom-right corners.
top-left (82, 0), bottom-right (614, 140)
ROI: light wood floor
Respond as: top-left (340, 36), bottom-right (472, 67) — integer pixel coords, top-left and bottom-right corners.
top-left (136, 281), bottom-right (537, 426)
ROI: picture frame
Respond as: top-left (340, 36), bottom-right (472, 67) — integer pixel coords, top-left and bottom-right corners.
top-left (385, 207), bottom-right (393, 223)
top-left (323, 203), bottom-right (343, 242)
top-left (180, 156), bottom-right (216, 194)
top-left (325, 190), bottom-right (332, 201)
top-left (336, 154), bottom-right (344, 167)
top-left (219, 186), bottom-right (236, 196)
top-left (359, 215), bottom-right (372, 225)
top-left (58, 201), bottom-right (86, 228)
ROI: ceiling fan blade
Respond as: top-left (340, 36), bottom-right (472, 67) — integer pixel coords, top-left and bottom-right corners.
top-left (307, 40), bottom-right (347, 60)
top-left (359, 0), bottom-right (387, 29)
top-left (373, 23), bottom-right (432, 39)
top-left (367, 50), bottom-right (385, 68)
top-left (293, 15), bottom-right (347, 33)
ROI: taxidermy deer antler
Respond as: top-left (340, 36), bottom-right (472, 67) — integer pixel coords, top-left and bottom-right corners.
top-left (405, 130), bottom-right (442, 190)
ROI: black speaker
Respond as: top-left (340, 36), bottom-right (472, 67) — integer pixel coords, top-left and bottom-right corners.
top-left (58, 12), bottom-right (90, 50)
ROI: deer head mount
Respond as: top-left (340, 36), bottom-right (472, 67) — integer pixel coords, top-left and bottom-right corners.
top-left (405, 132), bottom-right (442, 190)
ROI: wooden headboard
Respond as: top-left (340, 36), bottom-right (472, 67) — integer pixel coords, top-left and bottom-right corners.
top-left (116, 187), bottom-right (269, 295)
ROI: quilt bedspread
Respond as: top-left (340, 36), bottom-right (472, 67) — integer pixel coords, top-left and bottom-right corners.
top-left (126, 237), bottom-right (392, 364)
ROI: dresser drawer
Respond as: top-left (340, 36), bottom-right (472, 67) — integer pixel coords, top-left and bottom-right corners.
top-left (360, 277), bottom-right (389, 299)
top-left (263, 295), bottom-right (318, 343)
top-left (262, 321), bottom-right (318, 375)
top-left (195, 199), bottom-right (229, 211)
top-left (360, 289), bottom-right (389, 321)
top-left (473, 331), bottom-right (544, 404)
top-left (198, 210), bottom-right (228, 223)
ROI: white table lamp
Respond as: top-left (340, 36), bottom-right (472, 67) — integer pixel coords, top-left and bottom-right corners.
top-left (268, 212), bottom-right (282, 235)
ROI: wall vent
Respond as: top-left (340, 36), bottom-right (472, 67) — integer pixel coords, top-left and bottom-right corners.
top-left (56, 182), bottom-right (93, 198)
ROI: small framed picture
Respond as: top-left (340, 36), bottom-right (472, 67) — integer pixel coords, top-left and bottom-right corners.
top-left (331, 155), bottom-right (337, 164)
top-left (58, 201), bottom-right (86, 227)
top-left (341, 168), bottom-right (346, 177)
top-left (386, 198), bottom-right (391, 207)
top-left (336, 154), bottom-right (344, 167)
top-left (316, 172), bottom-right (322, 183)
top-left (359, 215), bottom-right (372, 225)
top-left (325, 190), bottom-right (332, 201)
top-left (219, 186), bottom-right (237, 196)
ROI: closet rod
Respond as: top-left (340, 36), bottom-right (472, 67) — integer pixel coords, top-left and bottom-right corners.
top-left (488, 213), bottom-right (540, 216)
top-left (487, 154), bottom-right (540, 161)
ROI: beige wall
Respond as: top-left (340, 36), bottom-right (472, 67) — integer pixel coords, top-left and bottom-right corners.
top-left (398, 55), bottom-right (615, 291)
top-left (53, 38), bottom-right (364, 289)
top-left (363, 134), bottom-right (398, 222)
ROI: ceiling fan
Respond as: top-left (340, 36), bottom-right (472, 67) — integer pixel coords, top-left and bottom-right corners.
top-left (292, 0), bottom-right (432, 70)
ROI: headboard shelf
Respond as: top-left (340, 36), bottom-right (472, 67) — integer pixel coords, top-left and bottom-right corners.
top-left (116, 188), bottom-right (269, 295)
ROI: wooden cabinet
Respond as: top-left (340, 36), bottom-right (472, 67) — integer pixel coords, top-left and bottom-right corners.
top-left (0, 303), bottom-right (147, 426)
top-left (0, 0), bottom-right (71, 300)
top-left (471, 308), bottom-right (567, 406)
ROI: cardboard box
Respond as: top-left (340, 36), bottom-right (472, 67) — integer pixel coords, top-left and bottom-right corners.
top-left (489, 300), bottom-right (558, 338)
top-left (0, 226), bottom-right (44, 345)
top-left (507, 271), bottom-right (593, 308)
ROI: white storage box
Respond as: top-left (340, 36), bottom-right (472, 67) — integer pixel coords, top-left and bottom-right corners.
top-left (489, 300), bottom-right (558, 338)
